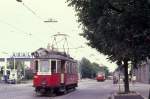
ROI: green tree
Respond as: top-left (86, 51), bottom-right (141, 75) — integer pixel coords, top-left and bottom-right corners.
top-left (91, 62), bottom-right (100, 77)
top-left (101, 66), bottom-right (109, 77)
top-left (67, 0), bottom-right (150, 93)
top-left (80, 57), bottom-right (93, 78)
top-left (105, 67), bottom-right (109, 77)
top-left (80, 58), bottom-right (109, 78)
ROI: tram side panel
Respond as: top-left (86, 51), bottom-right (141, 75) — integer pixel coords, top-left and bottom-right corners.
top-left (33, 74), bottom-right (61, 88)
top-left (32, 59), bottom-right (78, 94)
top-left (64, 62), bottom-right (78, 88)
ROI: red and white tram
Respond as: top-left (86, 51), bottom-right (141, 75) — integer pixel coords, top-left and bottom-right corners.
top-left (31, 48), bottom-right (78, 95)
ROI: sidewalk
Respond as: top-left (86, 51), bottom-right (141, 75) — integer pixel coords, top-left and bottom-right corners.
top-left (131, 82), bottom-right (150, 98)
top-left (115, 82), bottom-right (150, 98)
top-left (0, 80), bottom-right (32, 89)
top-left (19, 80), bottom-right (32, 84)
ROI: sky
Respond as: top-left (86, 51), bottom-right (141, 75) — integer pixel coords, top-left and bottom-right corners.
top-left (0, 0), bottom-right (117, 71)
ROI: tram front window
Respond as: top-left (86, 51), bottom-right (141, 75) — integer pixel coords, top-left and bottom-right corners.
top-left (39, 60), bottom-right (50, 73)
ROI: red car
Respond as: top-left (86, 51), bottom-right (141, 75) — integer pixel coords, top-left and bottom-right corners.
top-left (96, 73), bottom-right (105, 81)
top-left (32, 48), bottom-right (78, 95)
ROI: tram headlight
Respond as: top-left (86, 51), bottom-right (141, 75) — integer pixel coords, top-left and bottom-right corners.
top-left (34, 75), bottom-right (38, 79)
top-left (42, 82), bottom-right (46, 85)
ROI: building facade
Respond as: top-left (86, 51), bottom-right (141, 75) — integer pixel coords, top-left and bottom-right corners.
top-left (134, 59), bottom-right (150, 84)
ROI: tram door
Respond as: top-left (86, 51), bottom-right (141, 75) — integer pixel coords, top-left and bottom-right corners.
top-left (60, 61), bottom-right (65, 84)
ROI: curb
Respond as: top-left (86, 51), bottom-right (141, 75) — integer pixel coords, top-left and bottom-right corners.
top-left (108, 92), bottom-right (146, 99)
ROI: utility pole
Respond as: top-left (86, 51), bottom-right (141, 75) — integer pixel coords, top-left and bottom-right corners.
top-left (4, 57), bottom-right (7, 77)
top-left (13, 57), bottom-right (16, 70)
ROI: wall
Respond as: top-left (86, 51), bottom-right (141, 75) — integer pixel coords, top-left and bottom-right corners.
top-left (135, 61), bottom-right (150, 84)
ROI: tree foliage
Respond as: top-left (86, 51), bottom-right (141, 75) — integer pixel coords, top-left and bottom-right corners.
top-left (80, 57), bottom-right (109, 78)
top-left (99, 66), bottom-right (109, 77)
top-left (80, 57), bottom-right (93, 78)
top-left (67, 0), bottom-right (150, 93)
top-left (67, 0), bottom-right (150, 63)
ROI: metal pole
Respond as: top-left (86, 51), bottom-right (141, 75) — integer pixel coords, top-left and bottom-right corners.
top-left (119, 71), bottom-right (121, 92)
top-left (24, 64), bottom-right (25, 79)
top-left (14, 57), bottom-right (15, 70)
top-left (3, 57), bottom-right (7, 83)
top-left (148, 89), bottom-right (150, 99)
top-left (4, 58), bottom-right (7, 76)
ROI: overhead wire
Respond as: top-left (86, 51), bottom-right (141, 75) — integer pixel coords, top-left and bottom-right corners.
top-left (0, 0), bottom-right (50, 44)
top-left (16, 0), bottom-right (85, 51)
top-left (0, 19), bottom-right (28, 36)
top-left (22, 2), bottom-right (43, 22)
top-left (18, 1), bottom-right (58, 34)
top-left (17, 0), bottom-right (62, 49)
top-left (0, 19), bottom-right (44, 46)
top-left (16, 0), bottom-right (56, 44)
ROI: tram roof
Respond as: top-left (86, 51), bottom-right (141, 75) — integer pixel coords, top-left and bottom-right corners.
top-left (32, 48), bottom-right (77, 63)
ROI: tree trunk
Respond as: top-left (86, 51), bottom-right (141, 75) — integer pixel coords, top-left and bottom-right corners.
top-left (124, 59), bottom-right (130, 93)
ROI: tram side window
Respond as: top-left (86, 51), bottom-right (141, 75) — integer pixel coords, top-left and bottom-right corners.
top-left (68, 62), bottom-right (72, 74)
top-left (66, 62), bottom-right (69, 73)
top-left (70, 63), bottom-right (72, 74)
top-left (72, 63), bottom-right (75, 74)
top-left (35, 60), bottom-right (38, 72)
top-left (65, 62), bottom-right (67, 73)
top-left (73, 63), bottom-right (76, 74)
top-left (57, 60), bottom-right (61, 73)
top-left (68, 62), bottom-right (71, 74)
top-left (74, 63), bottom-right (77, 73)
top-left (51, 60), bottom-right (56, 73)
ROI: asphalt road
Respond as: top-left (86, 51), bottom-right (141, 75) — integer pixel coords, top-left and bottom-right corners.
top-left (0, 79), bottom-right (149, 99)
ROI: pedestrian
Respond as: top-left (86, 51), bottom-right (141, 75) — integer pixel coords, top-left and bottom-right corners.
top-left (113, 76), bottom-right (118, 84)
top-left (132, 75), bottom-right (136, 84)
